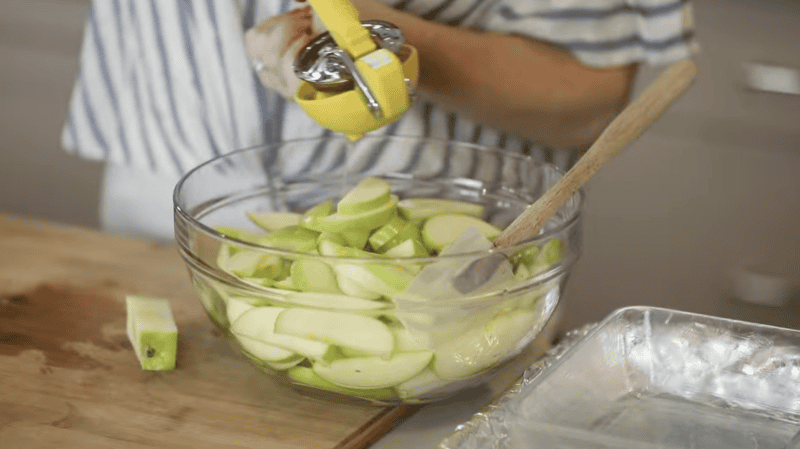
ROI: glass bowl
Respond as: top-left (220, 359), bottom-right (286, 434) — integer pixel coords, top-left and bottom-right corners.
top-left (173, 135), bottom-right (583, 405)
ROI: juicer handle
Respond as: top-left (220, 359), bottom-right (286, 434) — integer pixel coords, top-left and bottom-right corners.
top-left (306, 0), bottom-right (377, 58)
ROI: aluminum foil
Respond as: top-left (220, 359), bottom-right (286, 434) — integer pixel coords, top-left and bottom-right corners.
top-left (439, 306), bottom-right (800, 449)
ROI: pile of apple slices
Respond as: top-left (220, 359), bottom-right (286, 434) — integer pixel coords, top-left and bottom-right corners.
top-left (202, 177), bottom-right (562, 401)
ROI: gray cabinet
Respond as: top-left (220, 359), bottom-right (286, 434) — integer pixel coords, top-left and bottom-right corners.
top-left (562, 0), bottom-right (800, 331)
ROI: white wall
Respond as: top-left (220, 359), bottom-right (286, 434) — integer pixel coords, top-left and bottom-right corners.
top-left (0, 0), bottom-right (101, 229)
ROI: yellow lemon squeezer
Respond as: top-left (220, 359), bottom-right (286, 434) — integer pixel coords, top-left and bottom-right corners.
top-left (294, 0), bottom-right (419, 140)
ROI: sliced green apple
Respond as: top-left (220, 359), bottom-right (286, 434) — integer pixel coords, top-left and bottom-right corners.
top-left (335, 274), bottom-right (383, 300)
top-left (367, 215), bottom-right (407, 252)
top-left (317, 229), bottom-right (371, 251)
top-left (421, 214), bottom-right (502, 253)
top-left (379, 221), bottom-right (423, 254)
top-left (224, 250), bottom-right (284, 279)
top-left (272, 275), bottom-right (299, 291)
top-left (234, 334), bottom-right (297, 362)
top-left (537, 238), bottom-right (564, 265)
top-left (274, 308), bottom-right (394, 358)
top-left (280, 291), bottom-right (390, 311)
top-left (225, 295), bottom-right (260, 323)
top-left (391, 325), bottom-right (429, 352)
top-left (382, 238), bottom-right (430, 258)
top-left (239, 276), bottom-right (277, 288)
top-left (312, 351), bottom-right (433, 389)
top-left (432, 310), bottom-right (535, 379)
top-left (214, 225), bottom-right (269, 243)
top-left (302, 195), bottom-right (399, 233)
top-left (231, 307), bottom-right (332, 361)
top-left (216, 243), bottom-right (232, 271)
top-left (396, 368), bottom-right (455, 400)
top-left (290, 258), bottom-right (342, 294)
top-left (339, 346), bottom-right (379, 358)
top-left (397, 198), bottom-right (485, 221)
top-left (287, 366), bottom-right (395, 399)
top-left (337, 176), bottom-right (392, 215)
top-left (511, 245), bottom-right (540, 267)
top-left (317, 231), bottom-right (348, 247)
top-left (247, 211), bottom-right (302, 232)
top-left (340, 229), bottom-right (371, 249)
top-left (194, 278), bottom-right (229, 326)
top-left (125, 295), bottom-right (178, 371)
top-left (317, 239), bottom-right (384, 259)
top-left (264, 355), bottom-right (305, 371)
top-left (332, 263), bottom-right (416, 298)
top-left (303, 200), bottom-right (335, 218)
top-left (261, 226), bottom-right (319, 253)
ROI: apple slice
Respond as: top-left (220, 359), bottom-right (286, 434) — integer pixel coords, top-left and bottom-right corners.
top-left (340, 346), bottom-right (379, 358)
top-left (226, 295), bottom-right (260, 323)
top-left (274, 308), bottom-right (394, 358)
top-left (302, 195), bottom-right (399, 233)
top-left (126, 295), bottom-right (178, 371)
top-left (337, 176), bottom-right (392, 215)
top-left (303, 199), bottom-right (335, 218)
top-left (231, 307), bottom-right (332, 361)
top-left (214, 225), bottom-right (269, 243)
top-left (391, 325), bottom-right (429, 352)
top-left (397, 198), bottom-right (484, 221)
top-left (281, 291), bottom-right (390, 311)
top-left (287, 366), bottom-right (396, 399)
top-left (382, 238), bottom-right (430, 258)
top-left (272, 275), bottom-right (299, 291)
top-left (511, 245), bottom-right (540, 267)
top-left (378, 220), bottom-right (423, 254)
top-left (537, 238), bottom-right (564, 265)
top-left (290, 258), bottom-right (342, 294)
top-left (317, 239), bottom-right (384, 259)
top-left (216, 243), bottom-right (232, 271)
top-left (367, 215), bottom-right (407, 252)
top-left (235, 334), bottom-right (297, 362)
top-left (261, 226), bottom-right (319, 253)
top-left (247, 211), bottom-right (302, 232)
top-left (317, 231), bottom-right (347, 247)
top-left (421, 214), bottom-right (502, 253)
top-left (194, 277), bottom-right (229, 325)
top-left (340, 229), bottom-right (371, 249)
top-left (312, 351), bottom-right (433, 389)
top-left (224, 250), bottom-right (284, 279)
top-left (432, 310), bottom-right (535, 379)
top-left (318, 230), bottom-right (371, 251)
top-left (239, 276), bottom-right (277, 288)
top-left (332, 263), bottom-right (415, 298)
top-left (335, 274), bottom-right (383, 300)
top-left (265, 355), bottom-right (305, 371)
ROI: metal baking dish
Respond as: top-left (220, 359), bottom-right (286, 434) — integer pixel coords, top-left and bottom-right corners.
top-left (440, 306), bottom-right (800, 449)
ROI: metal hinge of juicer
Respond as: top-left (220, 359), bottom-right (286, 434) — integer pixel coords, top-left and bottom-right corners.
top-left (294, 20), bottom-right (414, 119)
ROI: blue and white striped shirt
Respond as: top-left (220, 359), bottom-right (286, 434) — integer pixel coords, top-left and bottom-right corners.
top-left (62, 0), bottom-right (698, 177)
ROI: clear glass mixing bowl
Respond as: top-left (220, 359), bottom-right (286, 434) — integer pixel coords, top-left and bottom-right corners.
top-left (174, 135), bottom-right (582, 405)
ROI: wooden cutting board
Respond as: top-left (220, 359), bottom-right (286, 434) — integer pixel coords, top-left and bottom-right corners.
top-left (0, 214), bottom-right (421, 448)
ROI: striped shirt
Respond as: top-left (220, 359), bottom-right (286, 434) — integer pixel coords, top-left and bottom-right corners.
top-left (62, 0), bottom-right (698, 177)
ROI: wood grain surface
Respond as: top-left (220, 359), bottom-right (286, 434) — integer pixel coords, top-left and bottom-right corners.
top-left (0, 214), bottom-right (421, 449)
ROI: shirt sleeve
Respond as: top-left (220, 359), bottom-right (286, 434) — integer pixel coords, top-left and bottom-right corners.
top-left (474, 0), bottom-right (699, 68)
top-left (61, 0), bottom-right (266, 177)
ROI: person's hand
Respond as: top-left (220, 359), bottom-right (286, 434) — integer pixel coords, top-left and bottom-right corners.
top-left (244, 6), bottom-right (326, 99)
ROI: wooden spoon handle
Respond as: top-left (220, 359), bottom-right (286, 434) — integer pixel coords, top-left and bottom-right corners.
top-left (493, 58), bottom-right (698, 248)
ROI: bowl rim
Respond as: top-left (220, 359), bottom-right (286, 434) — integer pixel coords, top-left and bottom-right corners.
top-left (173, 135), bottom-right (584, 262)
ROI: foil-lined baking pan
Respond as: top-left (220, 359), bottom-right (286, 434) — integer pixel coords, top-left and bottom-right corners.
top-left (440, 306), bottom-right (800, 449)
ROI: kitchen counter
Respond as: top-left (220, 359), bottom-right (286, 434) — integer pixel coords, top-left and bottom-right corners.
top-left (0, 213), bottom-right (556, 448)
